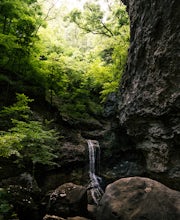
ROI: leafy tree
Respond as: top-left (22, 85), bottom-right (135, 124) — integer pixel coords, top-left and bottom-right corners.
top-left (10, 120), bottom-right (58, 170)
top-left (0, 120), bottom-right (58, 175)
top-left (67, 2), bottom-right (114, 37)
top-left (0, 132), bottom-right (24, 157)
top-left (64, 0), bottom-right (130, 104)
top-left (66, 0), bottom-right (129, 37)
top-left (0, 0), bottom-right (44, 74)
top-left (34, 0), bottom-right (129, 119)
top-left (0, 94), bottom-right (58, 175)
top-left (0, 0), bottom-right (130, 121)
top-left (0, 93), bottom-right (33, 129)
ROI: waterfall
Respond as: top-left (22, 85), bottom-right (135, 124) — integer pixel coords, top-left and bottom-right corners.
top-left (87, 139), bottom-right (104, 205)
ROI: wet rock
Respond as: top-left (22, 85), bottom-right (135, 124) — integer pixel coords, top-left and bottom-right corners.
top-left (58, 141), bottom-right (87, 166)
top-left (40, 140), bottom-right (88, 191)
top-left (96, 177), bottom-right (180, 220)
top-left (117, 0), bottom-right (180, 189)
top-left (104, 160), bottom-right (144, 181)
top-left (48, 183), bottom-right (88, 218)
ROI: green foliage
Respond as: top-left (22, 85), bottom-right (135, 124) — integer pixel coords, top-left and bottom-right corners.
top-left (64, 0), bottom-right (130, 104)
top-left (0, 93), bottom-right (33, 119)
top-left (0, 0), bottom-right (130, 121)
top-left (0, 0), bottom-right (45, 77)
top-left (0, 93), bottom-right (33, 129)
top-left (67, 3), bottom-right (114, 37)
top-left (101, 81), bottom-right (119, 102)
top-left (0, 132), bottom-right (24, 157)
top-left (0, 94), bottom-right (58, 172)
top-left (66, 1), bottom-right (129, 37)
top-left (0, 119), bottom-right (58, 169)
top-left (10, 119), bottom-right (58, 166)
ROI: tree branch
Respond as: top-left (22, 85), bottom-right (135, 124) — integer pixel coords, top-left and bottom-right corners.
top-left (100, 20), bottom-right (114, 37)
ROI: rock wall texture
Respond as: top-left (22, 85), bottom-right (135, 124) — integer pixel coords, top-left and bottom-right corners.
top-left (117, 0), bottom-right (180, 189)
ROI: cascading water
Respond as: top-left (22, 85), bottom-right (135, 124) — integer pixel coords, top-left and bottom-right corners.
top-left (87, 139), bottom-right (104, 205)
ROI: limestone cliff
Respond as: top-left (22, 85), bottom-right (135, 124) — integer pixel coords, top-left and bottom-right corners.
top-left (117, 0), bottom-right (180, 189)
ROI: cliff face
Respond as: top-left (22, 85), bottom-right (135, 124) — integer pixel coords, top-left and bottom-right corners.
top-left (117, 0), bottom-right (180, 188)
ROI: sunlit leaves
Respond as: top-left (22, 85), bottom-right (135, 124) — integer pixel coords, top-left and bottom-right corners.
top-left (0, 132), bottom-right (24, 157)
top-left (10, 119), bottom-right (58, 166)
top-left (0, 93), bottom-right (58, 168)
top-left (67, 2), bottom-right (113, 37)
top-left (0, 0), bottom-right (130, 120)
top-left (0, 93), bottom-right (33, 122)
top-left (0, 120), bottom-right (58, 165)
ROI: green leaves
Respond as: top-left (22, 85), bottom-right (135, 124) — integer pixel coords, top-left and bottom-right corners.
top-left (0, 93), bottom-right (33, 124)
top-left (62, 0), bottom-right (129, 105)
top-left (0, 119), bottom-right (58, 164)
top-left (0, 0), bottom-right (38, 36)
top-left (0, 0), bottom-right (130, 121)
top-left (0, 94), bottom-right (58, 169)
top-left (0, 0), bottom-right (44, 74)
top-left (67, 2), bottom-right (113, 37)
top-left (0, 132), bottom-right (24, 157)
top-left (10, 119), bottom-right (58, 166)
top-left (67, 1), bottom-right (129, 38)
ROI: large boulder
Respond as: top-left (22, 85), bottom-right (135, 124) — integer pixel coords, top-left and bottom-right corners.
top-left (116, 0), bottom-right (180, 189)
top-left (48, 183), bottom-right (88, 218)
top-left (96, 177), bottom-right (180, 220)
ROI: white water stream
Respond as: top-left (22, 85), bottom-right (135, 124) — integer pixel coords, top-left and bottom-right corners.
top-left (87, 139), bottom-right (104, 205)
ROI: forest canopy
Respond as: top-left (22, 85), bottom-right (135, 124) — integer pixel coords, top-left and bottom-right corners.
top-left (0, 0), bottom-right (130, 119)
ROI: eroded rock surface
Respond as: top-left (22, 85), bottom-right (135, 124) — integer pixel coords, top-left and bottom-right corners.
top-left (48, 183), bottom-right (88, 218)
top-left (96, 177), bottom-right (180, 220)
top-left (117, 0), bottom-right (180, 189)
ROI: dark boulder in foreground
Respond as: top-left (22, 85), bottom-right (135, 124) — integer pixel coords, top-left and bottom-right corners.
top-left (96, 177), bottom-right (180, 220)
top-left (48, 183), bottom-right (88, 218)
